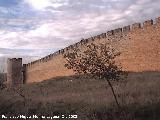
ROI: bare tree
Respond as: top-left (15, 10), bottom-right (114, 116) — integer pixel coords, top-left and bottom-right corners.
top-left (64, 43), bottom-right (127, 109)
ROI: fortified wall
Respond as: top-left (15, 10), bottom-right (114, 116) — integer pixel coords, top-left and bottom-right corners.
top-left (7, 17), bottom-right (160, 84)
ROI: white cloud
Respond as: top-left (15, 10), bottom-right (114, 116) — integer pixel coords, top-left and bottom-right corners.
top-left (24, 0), bottom-right (65, 11)
top-left (136, 0), bottom-right (151, 4)
top-left (0, 54), bottom-right (4, 57)
top-left (25, 0), bottom-right (51, 10)
top-left (27, 22), bottom-right (61, 38)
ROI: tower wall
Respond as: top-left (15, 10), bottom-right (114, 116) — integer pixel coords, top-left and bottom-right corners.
top-left (7, 58), bottom-right (23, 86)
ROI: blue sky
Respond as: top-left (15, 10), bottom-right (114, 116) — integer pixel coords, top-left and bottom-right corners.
top-left (0, 0), bottom-right (160, 71)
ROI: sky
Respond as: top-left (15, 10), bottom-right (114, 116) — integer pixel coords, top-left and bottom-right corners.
top-left (0, 0), bottom-right (160, 72)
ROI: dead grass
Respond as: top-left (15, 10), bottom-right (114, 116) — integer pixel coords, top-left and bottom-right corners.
top-left (0, 71), bottom-right (160, 120)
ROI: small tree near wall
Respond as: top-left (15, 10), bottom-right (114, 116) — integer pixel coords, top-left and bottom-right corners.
top-left (63, 43), bottom-right (126, 109)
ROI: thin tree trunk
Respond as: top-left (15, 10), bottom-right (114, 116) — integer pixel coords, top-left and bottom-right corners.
top-left (106, 79), bottom-right (121, 109)
top-left (106, 79), bottom-right (128, 120)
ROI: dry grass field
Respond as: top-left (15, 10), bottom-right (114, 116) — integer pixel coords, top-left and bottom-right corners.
top-left (0, 72), bottom-right (160, 120)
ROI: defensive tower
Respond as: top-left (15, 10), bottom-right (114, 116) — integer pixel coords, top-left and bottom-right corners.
top-left (7, 58), bottom-right (23, 86)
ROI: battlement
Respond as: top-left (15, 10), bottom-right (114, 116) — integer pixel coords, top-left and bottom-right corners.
top-left (143, 19), bottom-right (153, 28)
top-left (107, 30), bottom-right (114, 36)
top-left (132, 23), bottom-right (141, 30)
top-left (8, 58), bottom-right (22, 62)
top-left (114, 28), bottom-right (122, 34)
top-left (93, 34), bottom-right (100, 40)
top-left (123, 25), bottom-right (130, 32)
top-left (25, 16), bottom-right (160, 69)
top-left (156, 17), bottom-right (160, 25)
top-left (99, 33), bottom-right (106, 38)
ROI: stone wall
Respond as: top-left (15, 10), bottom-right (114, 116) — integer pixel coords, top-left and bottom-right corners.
top-left (24, 17), bottom-right (160, 83)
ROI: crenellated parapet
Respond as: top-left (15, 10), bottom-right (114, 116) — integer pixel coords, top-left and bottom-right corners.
top-left (132, 23), bottom-right (141, 30)
top-left (156, 17), bottom-right (160, 26)
top-left (107, 30), bottom-right (114, 36)
top-left (114, 28), bottom-right (122, 35)
top-left (94, 35), bottom-right (102, 40)
top-left (143, 19), bottom-right (153, 28)
top-left (8, 58), bottom-right (22, 62)
top-left (123, 25), bottom-right (131, 32)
